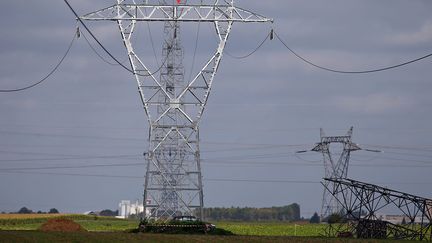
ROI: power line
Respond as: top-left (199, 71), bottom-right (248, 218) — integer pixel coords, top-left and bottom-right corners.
top-left (0, 171), bottom-right (142, 179)
top-left (203, 160), bottom-right (432, 168)
top-left (2, 155), bottom-right (432, 170)
top-left (188, 21), bottom-right (201, 82)
top-left (205, 178), bottom-right (319, 184)
top-left (0, 170), bottom-right (430, 186)
top-left (81, 31), bottom-right (126, 66)
top-left (63, 0), bottom-right (132, 72)
top-left (0, 154), bottom-right (140, 163)
top-left (0, 170), bottom-right (319, 184)
top-left (225, 30), bottom-right (271, 59)
top-left (0, 162), bottom-right (144, 172)
top-left (0, 31), bottom-right (77, 93)
top-left (81, 22), bottom-right (170, 76)
top-left (363, 144), bottom-right (432, 153)
top-left (274, 30), bottom-right (432, 74)
top-left (63, 0), bottom-right (169, 77)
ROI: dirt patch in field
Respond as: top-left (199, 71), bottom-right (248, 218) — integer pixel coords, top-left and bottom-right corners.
top-left (39, 218), bottom-right (87, 232)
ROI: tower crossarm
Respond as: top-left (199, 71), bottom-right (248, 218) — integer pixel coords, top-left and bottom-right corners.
top-left (81, 4), bottom-right (273, 23)
top-left (321, 136), bottom-right (350, 143)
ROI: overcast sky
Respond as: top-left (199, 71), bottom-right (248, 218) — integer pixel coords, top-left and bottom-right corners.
top-left (0, 0), bottom-right (431, 217)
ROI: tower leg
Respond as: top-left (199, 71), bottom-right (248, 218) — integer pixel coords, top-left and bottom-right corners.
top-left (143, 126), bottom-right (203, 220)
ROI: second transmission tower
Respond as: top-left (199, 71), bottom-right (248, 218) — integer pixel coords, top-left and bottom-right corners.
top-left (299, 127), bottom-right (361, 220)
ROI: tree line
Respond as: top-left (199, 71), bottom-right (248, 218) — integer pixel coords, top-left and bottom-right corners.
top-left (4, 207), bottom-right (60, 214)
top-left (202, 203), bottom-right (300, 221)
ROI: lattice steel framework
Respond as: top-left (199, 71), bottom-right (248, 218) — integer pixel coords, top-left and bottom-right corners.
top-left (323, 178), bottom-right (432, 241)
top-left (300, 127), bottom-right (362, 220)
top-left (81, 0), bottom-right (271, 220)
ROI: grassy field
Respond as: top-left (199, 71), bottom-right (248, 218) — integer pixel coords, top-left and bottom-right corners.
top-left (0, 231), bottom-right (422, 243)
top-left (0, 215), bottom-right (323, 235)
top-left (0, 215), bottom-right (422, 242)
top-left (216, 221), bottom-right (326, 237)
top-left (0, 214), bottom-right (138, 231)
top-left (0, 214), bottom-right (65, 219)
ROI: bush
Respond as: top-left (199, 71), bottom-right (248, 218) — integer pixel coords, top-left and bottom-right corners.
top-left (49, 208), bottom-right (59, 214)
top-left (327, 213), bottom-right (342, 224)
top-left (17, 207), bottom-right (32, 214)
top-left (309, 212), bottom-right (320, 224)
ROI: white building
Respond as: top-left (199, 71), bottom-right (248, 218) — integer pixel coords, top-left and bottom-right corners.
top-left (376, 214), bottom-right (424, 224)
top-left (117, 200), bottom-right (150, 219)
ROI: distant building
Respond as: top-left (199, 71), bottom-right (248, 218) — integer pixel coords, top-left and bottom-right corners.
top-left (376, 214), bottom-right (424, 224)
top-left (83, 211), bottom-right (97, 216)
top-left (117, 200), bottom-right (150, 219)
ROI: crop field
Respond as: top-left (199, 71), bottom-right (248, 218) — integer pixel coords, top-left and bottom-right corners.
top-left (0, 215), bottom-right (138, 231)
top-left (216, 221), bottom-right (326, 237)
top-left (0, 216), bottom-right (324, 235)
top-left (0, 214), bottom-right (65, 220)
top-left (0, 215), bottom-right (421, 242)
top-left (0, 230), bottom-right (422, 243)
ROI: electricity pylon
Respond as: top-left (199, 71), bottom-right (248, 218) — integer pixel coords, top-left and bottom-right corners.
top-left (298, 127), bottom-right (362, 220)
top-left (81, 0), bottom-right (272, 220)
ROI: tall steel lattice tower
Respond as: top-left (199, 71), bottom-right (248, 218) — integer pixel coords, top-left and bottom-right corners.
top-left (299, 127), bottom-right (362, 220)
top-left (81, 0), bottom-right (272, 220)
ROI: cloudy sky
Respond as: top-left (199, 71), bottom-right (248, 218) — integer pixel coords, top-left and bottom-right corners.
top-left (0, 0), bottom-right (431, 217)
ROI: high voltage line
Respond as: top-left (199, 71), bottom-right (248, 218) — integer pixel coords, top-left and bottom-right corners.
top-left (273, 31), bottom-right (432, 74)
top-left (0, 170), bottom-right (429, 186)
top-left (0, 31), bottom-right (77, 92)
top-left (2, 11), bottom-right (432, 92)
top-left (1, 155), bottom-right (432, 169)
top-left (3, 144), bottom-right (432, 164)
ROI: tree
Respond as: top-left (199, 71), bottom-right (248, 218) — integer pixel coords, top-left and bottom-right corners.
top-left (48, 208), bottom-right (59, 214)
top-left (310, 212), bottom-right (320, 224)
top-left (99, 209), bottom-right (118, 217)
top-left (327, 213), bottom-right (343, 224)
top-left (17, 207), bottom-right (32, 214)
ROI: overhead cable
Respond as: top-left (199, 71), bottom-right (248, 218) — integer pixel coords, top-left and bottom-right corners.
top-left (274, 31), bottom-right (432, 74)
top-left (225, 30), bottom-right (272, 59)
top-left (63, 0), bottom-right (167, 77)
top-left (0, 31), bottom-right (77, 93)
top-left (0, 170), bottom-right (319, 184)
top-left (0, 162), bottom-right (145, 171)
top-left (81, 31), bottom-right (125, 66)
top-left (1, 170), bottom-right (430, 185)
top-left (188, 21), bottom-right (201, 81)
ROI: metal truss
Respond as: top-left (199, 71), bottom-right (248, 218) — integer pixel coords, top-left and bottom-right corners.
top-left (300, 127), bottom-right (362, 220)
top-left (81, 0), bottom-right (272, 220)
top-left (323, 178), bottom-right (432, 241)
top-left (81, 1), bottom-right (271, 23)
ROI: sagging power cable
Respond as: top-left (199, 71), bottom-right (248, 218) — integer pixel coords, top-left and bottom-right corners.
top-left (274, 31), bottom-right (432, 74)
top-left (225, 29), bottom-right (273, 59)
top-left (64, 0), bottom-right (167, 77)
top-left (81, 31), bottom-right (126, 66)
top-left (0, 31), bottom-right (77, 93)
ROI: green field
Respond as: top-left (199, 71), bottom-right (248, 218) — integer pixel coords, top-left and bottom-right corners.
top-left (0, 215), bottom-right (422, 242)
top-left (0, 215), bottom-right (323, 235)
top-left (0, 231), bottom-right (422, 243)
top-left (216, 221), bottom-right (326, 237)
top-left (0, 215), bottom-right (138, 232)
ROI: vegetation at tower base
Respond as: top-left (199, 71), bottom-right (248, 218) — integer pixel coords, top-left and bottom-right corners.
top-left (135, 217), bottom-right (233, 235)
top-left (203, 204), bottom-right (301, 222)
